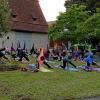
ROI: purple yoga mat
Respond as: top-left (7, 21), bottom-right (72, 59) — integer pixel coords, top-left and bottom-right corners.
top-left (93, 68), bottom-right (100, 71)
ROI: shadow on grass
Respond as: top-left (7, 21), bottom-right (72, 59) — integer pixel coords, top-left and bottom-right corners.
top-left (12, 94), bottom-right (33, 100)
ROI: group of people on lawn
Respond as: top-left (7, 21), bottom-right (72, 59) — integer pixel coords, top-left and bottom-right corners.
top-left (0, 42), bottom-right (100, 72)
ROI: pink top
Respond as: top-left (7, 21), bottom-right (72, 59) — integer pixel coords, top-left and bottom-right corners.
top-left (37, 48), bottom-right (44, 68)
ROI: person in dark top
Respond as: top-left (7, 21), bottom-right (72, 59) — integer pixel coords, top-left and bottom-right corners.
top-left (96, 44), bottom-right (100, 52)
top-left (18, 49), bottom-right (29, 61)
top-left (11, 47), bottom-right (29, 62)
top-left (96, 44), bottom-right (100, 62)
top-left (30, 43), bottom-right (38, 56)
top-left (81, 49), bottom-right (85, 60)
top-left (60, 51), bottom-right (77, 69)
top-left (30, 43), bottom-right (35, 55)
top-left (0, 48), bottom-right (8, 60)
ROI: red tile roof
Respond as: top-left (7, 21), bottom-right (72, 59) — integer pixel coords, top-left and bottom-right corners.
top-left (48, 21), bottom-right (56, 27)
top-left (8, 0), bottom-right (48, 33)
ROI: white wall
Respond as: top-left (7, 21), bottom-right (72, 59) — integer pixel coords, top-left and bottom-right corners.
top-left (15, 31), bottom-right (49, 50)
top-left (32, 33), bottom-right (49, 50)
top-left (15, 31), bottom-right (33, 50)
top-left (0, 32), bottom-right (15, 49)
top-left (0, 31), bottom-right (49, 50)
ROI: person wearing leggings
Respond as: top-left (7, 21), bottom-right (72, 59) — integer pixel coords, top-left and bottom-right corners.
top-left (60, 51), bottom-right (76, 69)
top-left (18, 49), bottom-right (29, 61)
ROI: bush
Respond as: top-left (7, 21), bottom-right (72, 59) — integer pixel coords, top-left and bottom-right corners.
top-left (0, 63), bottom-right (20, 71)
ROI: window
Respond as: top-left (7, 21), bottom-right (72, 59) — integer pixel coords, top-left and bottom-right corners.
top-left (32, 17), bottom-right (37, 21)
top-left (7, 36), bottom-right (9, 39)
top-left (32, 14), bottom-right (37, 21)
top-left (12, 14), bottom-right (17, 18)
top-left (11, 12), bottom-right (17, 19)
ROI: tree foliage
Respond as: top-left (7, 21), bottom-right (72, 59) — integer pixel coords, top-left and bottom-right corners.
top-left (49, 5), bottom-right (90, 41)
top-left (48, 4), bottom-right (100, 43)
top-left (0, 0), bottom-right (11, 37)
top-left (65, 0), bottom-right (100, 13)
top-left (49, 12), bottom-right (67, 40)
top-left (77, 13), bottom-right (100, 40)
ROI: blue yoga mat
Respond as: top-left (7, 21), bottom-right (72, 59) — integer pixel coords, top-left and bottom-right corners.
top-left (54, 65), bottom-right (79, 71)
top-left (65, 67), bottom-right (79, 71)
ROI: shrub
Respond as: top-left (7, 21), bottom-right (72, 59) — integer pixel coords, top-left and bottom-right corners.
top-left (0, 63), bottom-right (20, 71)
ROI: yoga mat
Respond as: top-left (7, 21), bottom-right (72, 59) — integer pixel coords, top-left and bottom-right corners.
top-left (93, 68), bottom-right (100, 71)
top-left (65, 67), bottom-right (79, 71)
top-left (54, 65), bottom-right (79, 71)
top-left (45, 60), bottom-right (56, 63)
top-left (39, 67), bottom-right (53, 72)
top-left (54, 65), bottom-right (62, 68)
top-left (77, 66), bottom-right (85, 69)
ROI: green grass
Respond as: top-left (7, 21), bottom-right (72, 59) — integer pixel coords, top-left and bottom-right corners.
top-left (0, 57), bottom-right (100, 100)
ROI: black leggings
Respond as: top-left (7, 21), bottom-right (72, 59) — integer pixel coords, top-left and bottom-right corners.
top-left (62, 60), bottom-right (76, 69)
top-left (44, 61), bottom-right (52, 68)
top-left (0, 52), bottom-right (8, 60)
top-left (36, 61), bottom-right (52, 69)
top-left (19, 53), bottom-right (29, 61)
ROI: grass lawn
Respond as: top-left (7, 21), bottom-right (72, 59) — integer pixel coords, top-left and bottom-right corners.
top-left (0, 56), bottom-right (100, 100)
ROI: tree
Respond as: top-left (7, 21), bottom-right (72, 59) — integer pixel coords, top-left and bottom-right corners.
top-left (77, 12), bottom-right (100, 40)
top-left (65, 0), bottom-right (100, 13)
top-left (49, 5), bottom-right (90, 42)
top-left (0, 0), bottom-right (11, 37)
top-left (49, 4), bottom-right (100, 44)
top-left (49, 12), bottom-right (67, 40)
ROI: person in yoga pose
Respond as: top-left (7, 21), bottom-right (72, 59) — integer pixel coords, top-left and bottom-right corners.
top-left (0, 48), bottom-right (8, 60)
top-left (84, 50), bottom-right (99, 71)
top-left (30, 43), bottom-right (38, 55)
top-left (36, 48), bottom-right (53, 69)
top-left (18, 49), bottom-right (30, 62)
top-left (60, 51), bottom-right (77, 69)
top-left (84, 53), bottom-right (94, 71)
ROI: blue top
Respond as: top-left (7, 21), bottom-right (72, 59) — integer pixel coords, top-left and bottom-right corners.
top-left (85, 55), bottom-right (93, 64)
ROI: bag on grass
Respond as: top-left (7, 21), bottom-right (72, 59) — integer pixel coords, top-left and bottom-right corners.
top-left (28, 64), bottom-right (36, 70)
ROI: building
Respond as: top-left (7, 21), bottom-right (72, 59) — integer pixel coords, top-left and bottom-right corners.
top-left (0, 0), bottom-right (48, 50)
top-left (48, 21), bottom-right (56, 27)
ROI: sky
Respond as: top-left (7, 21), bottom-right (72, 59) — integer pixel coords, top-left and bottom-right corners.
top-left (39, 0), bottom-right (66, 22)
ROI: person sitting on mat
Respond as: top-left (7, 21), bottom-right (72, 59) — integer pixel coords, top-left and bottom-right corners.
top-left (60, 51), bottom-right (77, 69)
